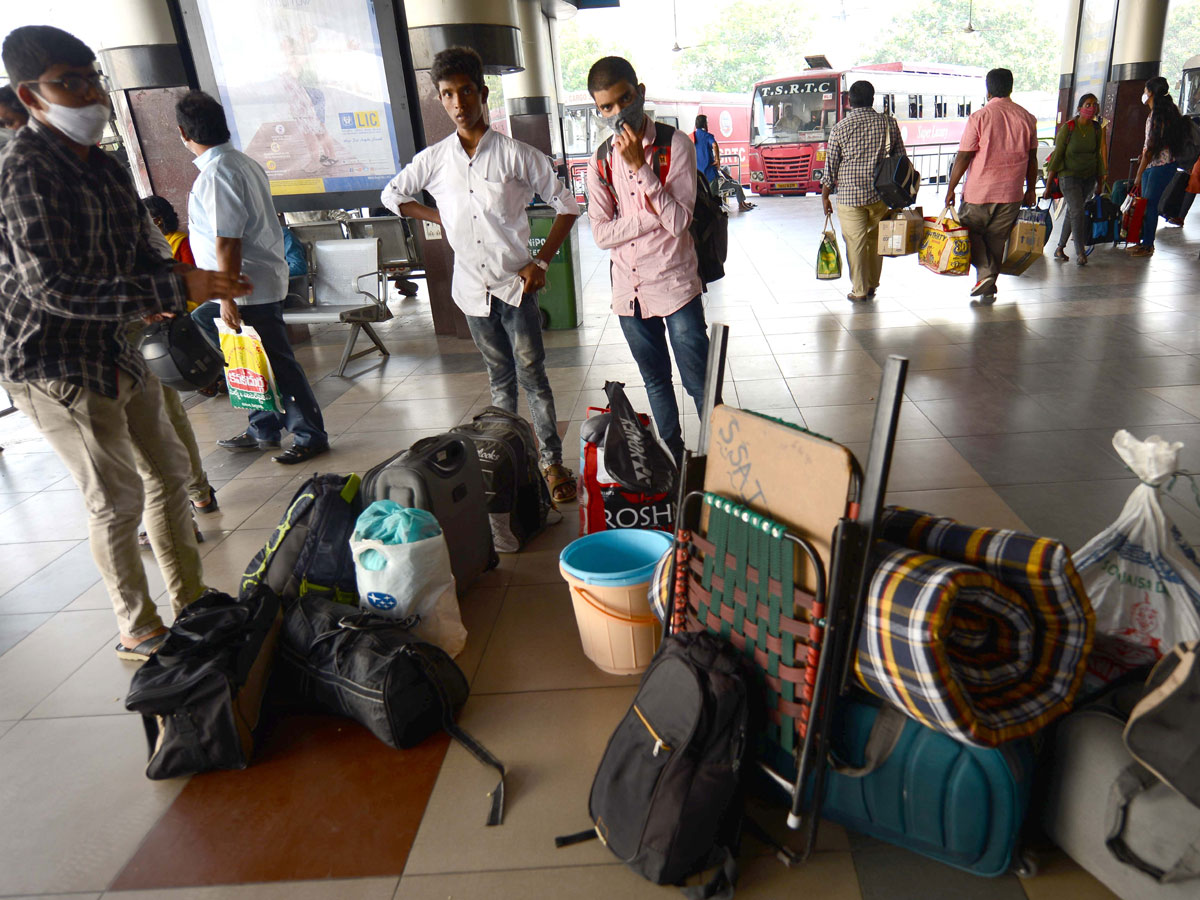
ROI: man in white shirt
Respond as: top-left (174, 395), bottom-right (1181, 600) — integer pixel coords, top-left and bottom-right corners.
top-left (381, 47), bottom-right (580, 502)
top-left (178, 90), bottom-right (329, 465)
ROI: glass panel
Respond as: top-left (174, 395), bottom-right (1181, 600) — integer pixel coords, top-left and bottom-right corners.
top-left (751, 77), bottom-right (836, 145)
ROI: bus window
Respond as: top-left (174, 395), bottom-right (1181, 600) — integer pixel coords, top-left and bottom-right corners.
top-left (882, 94), bottom-right (894, 114)
top-left (1181, 66), bottom-right (1200, 116)
top-left (908, 95), bottom-right (922, 118)
top-left (933, 96), bottom-right (947, 118)
top-left (658, 115), bottom-right (680, 129)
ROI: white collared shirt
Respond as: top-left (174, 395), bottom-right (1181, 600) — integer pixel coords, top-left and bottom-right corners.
top-left (380, 128), bottom-right (580, 316)
top-left (188, 144), bottom-right (288, 306)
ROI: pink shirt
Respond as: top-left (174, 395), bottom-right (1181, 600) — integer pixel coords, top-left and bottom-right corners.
top-left (959, 97), bottom-right (1038, 204)
top-left (586, 118), bottom-right (701, 317)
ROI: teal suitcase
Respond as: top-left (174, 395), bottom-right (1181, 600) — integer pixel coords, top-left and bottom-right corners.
top-left (820, 700), bottom-right (1035, 877)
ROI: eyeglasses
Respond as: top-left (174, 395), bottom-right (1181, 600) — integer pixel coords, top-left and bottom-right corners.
top-left (23, 72), bottom-right (111, 97)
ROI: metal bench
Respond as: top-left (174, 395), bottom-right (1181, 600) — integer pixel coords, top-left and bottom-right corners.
top-left (345, 216), bottom-right (425, 297)
top-left (281, 237), bottom-right (392, 376)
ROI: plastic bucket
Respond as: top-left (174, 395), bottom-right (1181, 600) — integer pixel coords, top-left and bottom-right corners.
top-left (559, 529), bottom-right (674, 676)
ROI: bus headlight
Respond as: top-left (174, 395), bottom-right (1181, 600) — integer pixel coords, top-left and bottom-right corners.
top-left (750, 171), bottom-right (764, 182)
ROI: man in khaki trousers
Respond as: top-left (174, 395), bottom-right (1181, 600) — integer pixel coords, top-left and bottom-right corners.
top-left (820, 80), bottom-right (904, 302)
top-left (0, 26), bottom-right (249, 660)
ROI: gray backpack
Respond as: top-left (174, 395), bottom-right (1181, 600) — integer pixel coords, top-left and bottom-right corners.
top-left (1125, 642), bottom-right (1200, 808)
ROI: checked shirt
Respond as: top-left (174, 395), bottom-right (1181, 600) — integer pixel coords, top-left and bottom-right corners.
top-left (821, 107), bottom-right (904, 207)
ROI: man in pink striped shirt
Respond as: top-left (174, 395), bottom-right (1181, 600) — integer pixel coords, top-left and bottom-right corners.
top-left (586, 57), bottom-right (709, 463)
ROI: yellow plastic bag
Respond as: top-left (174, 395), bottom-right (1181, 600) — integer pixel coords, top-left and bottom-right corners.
top-left (816, 214), bottom-right (842, 280)
top-left (918, 207), bottom-right (971, 276)
top-left (216, 321), bottom-right (282, 413)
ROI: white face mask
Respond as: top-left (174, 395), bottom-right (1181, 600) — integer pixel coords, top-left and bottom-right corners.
top-left (1142, 92), bottom-right (1151, 106)
top-left (40, 99), bottom-right (109, 146)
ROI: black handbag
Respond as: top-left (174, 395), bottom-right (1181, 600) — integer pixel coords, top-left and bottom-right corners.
top-left (874, 115), bottom-right (921, 209)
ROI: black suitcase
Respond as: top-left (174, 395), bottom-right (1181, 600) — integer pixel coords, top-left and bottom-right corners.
top-left (453, 406), bottom-right (551, 553)
top-left (1159, 165), bottom-right (1193, 222)
top-left (125, 586), bottom-right (283, 779)
top-left (362, 434), bottom-right (497, 594)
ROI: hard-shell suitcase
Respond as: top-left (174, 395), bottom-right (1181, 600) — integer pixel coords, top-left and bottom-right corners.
top-left (819, 699), bottom-right (1034, 877)
top-left (1111, 178), bottom-right (1133, 211)
top-left (1043, 683), bottom-right (1200, 900)
top-left (362, 434), bottom-right (497, 594)
top-left (1159, 167), bottom-right (1191, 222)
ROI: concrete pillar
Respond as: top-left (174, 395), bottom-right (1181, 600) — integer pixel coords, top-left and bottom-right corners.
top-left (94, 0), bottom-right (191, 90)
top-left (1105, 0), bottom-right (1169, 186)
top-left (404, 0), bottom-right (523, 338)
top-left (1056, 0), bottom-right (1083, 127)
top-left (502, 0), bottom-right (559, 159)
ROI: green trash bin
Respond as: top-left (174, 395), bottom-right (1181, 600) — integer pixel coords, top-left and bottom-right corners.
top-left (527, 205), bottom-right (582, 330)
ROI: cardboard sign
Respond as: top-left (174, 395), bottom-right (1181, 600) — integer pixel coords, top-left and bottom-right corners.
top-left (999, 216), bottom-right (1047, 275)
top-left (877, 207), bottom-right (924, 257)
top-left (703, 405), bottom-right (857, 594)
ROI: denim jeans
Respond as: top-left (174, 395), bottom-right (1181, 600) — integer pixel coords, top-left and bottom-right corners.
top-left (466, 292), bottom-right (562, 466)
top-left (192, 300), bottom-right (327, 448)
top-left (1140, 162), bottom-right (1177, 248)
top-left (1057, 175), bottom-right (1095, 258)
top-left (618, 295), bottom-right (709, 460)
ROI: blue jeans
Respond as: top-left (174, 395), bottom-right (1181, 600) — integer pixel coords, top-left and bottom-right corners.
top-left (192, 300), bottom-right (327, 448)
top-left (618, 296), bottom-right (709, 460)
top-left (1140, 162), bottom-right (1177, 248)
top-left (466, 292), bottom-right (562, 466)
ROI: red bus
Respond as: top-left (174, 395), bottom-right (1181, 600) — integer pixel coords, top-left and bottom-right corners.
top-left (748, 62), bottom-right (986, 196)
top-left (561, 90), bottom-right (751, 205)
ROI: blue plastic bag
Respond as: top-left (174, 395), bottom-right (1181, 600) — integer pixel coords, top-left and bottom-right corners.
top-left (352, 501), bottom-right (442, 571)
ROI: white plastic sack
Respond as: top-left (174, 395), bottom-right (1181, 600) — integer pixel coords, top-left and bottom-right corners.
top-left (1072, 430), bottom-right (1200, 657)
top-left (352, 532), bottom-right (468, 658)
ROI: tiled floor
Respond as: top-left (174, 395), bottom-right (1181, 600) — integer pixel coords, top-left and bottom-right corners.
top-left (3, 185), bottom-right (1196, 899)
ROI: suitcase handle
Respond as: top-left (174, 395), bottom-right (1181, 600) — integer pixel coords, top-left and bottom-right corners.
top-left (410, 436), bottom-right (467, 478)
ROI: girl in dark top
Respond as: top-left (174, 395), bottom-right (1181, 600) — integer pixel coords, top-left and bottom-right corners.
top-left (1129, 76), bottom-right (1189, 257)
top-left (1044, 93), bottom-right (1106, 265)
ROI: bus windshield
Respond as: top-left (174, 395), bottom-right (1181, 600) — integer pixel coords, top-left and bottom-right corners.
top-left (1181, 67), bottom-right (1200, 117)
top-left (752, 78), bottom-right (836, 145)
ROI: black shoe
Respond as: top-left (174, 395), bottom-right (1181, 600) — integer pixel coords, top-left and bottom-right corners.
top-left (192, 487), bottom-right (220, 515)
top-left (218, 432), bottom-right (280, 451)
top-left (273, 443), bottom-right (330, 465)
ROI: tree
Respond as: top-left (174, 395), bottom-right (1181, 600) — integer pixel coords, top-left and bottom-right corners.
top-left (1161, 0), bottom-right (1200, 97)
top-left (865, 0), bottom-right (1060, 93)
top-left (673, 0), bottom-right (816, 94)
top-left (556, 18), bottom-right (632, 93)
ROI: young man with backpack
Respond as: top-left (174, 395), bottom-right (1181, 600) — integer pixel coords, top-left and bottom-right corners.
top-left (586, 56), bottom-right (711, 464)
top-left (381, 46), bottom-right (580, 503)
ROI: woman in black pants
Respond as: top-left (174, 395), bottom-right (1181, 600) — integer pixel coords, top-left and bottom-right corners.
top-left (1044, 93), bottom-right (1105, 265)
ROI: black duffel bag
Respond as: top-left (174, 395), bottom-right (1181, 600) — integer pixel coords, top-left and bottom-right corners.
top-left (874, 114), bottom-right (921, 209)
top-left (125, 585), bottom-right (283, 779)
top-left (276, 595), bottom-right (507, 825)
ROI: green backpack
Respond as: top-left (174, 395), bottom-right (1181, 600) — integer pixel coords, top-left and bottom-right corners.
top-left (240, 473), bottom-right (363, 606)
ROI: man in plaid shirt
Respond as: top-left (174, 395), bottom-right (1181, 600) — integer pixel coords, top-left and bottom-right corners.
top-left (0, 26), bottom-right (251, 661)
top-left (821, 81), bottom-right (904, 301)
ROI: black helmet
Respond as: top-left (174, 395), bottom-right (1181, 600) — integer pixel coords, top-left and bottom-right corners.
top-left (140, 317), bottom-right (224, 391)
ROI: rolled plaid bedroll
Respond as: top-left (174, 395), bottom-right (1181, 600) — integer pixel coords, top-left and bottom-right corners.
top-left (854, 507), bottom-right (1095, 746)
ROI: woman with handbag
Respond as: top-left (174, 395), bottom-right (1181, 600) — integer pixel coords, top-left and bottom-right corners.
top-left (1044, 93), bottom-right (1105, 265)
top-left (1127, 76), bottom-right (1189, 258)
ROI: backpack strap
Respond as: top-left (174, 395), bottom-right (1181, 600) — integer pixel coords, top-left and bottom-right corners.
top-left (597, 121), bottom-right (676, 213)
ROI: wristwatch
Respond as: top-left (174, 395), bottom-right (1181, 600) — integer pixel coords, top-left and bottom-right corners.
top-left (531, 257), bottom-right (549, 271)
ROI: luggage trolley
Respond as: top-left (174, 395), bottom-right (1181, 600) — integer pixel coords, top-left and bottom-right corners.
top-left (665, 323), bottom-right (906, 860)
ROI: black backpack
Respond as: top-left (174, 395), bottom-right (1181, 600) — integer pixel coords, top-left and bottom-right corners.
top-left (596, 121), bottom-right (728, 287)
top-left (873, 115), bottom-right (920, 209)
top-left (557, 631), bottom-right (755, 897)
top-left (276, 594), bottom-right (507, 825)
top-left (239, 473), bottom-right (363, 605)
top-left (125, 585), bottom-right (283, 779)
top-left (453, 406), bottom-right (552, 552)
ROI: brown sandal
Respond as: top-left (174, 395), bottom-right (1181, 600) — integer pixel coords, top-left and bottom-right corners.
top-left (542, 463), bottom-right (577, 504)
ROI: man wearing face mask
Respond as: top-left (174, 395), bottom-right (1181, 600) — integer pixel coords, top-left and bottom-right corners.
top-left (586, 56), bottom-right (709, 464)
top-left (0, 26), bottom-right (252, 661)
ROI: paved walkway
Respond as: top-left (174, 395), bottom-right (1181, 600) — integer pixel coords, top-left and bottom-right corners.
top-left (1, 186), bottom-right (1196, 899)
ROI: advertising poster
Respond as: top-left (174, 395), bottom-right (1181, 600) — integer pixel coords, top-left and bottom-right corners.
top-left (196, 0), bottom-right (402, 197)
top-left (1072, 0), bottom-right (1118, 111)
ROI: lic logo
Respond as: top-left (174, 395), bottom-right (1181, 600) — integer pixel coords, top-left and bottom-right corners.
top-left (367, 591), bottom-right (397, 611)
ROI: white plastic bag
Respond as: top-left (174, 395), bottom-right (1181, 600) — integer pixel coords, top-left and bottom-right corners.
top-left (1072, 430), bottom-right (1200, 657)
top-left (351, 502), bottom-right (467, 658)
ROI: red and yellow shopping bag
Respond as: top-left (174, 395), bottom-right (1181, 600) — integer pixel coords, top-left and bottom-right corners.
top-left (216, 322), bottom-right (282, 413)
top-left (918, 207), bottom-right (971, 276)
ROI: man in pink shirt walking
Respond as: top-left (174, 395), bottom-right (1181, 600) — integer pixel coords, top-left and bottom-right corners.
top-left (944, 68), bottom-right (1038, 304)
top-left (586, 56), bottom-right (709, 463)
